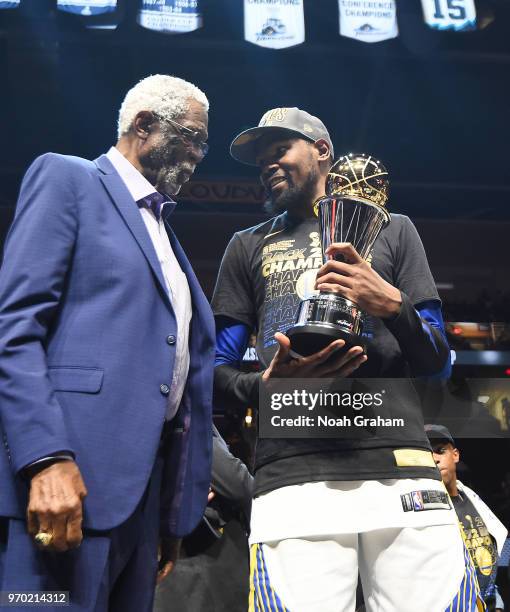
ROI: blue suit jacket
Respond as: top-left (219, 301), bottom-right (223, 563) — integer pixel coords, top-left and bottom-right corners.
top-left (0, 153), bottom-right (214, 538)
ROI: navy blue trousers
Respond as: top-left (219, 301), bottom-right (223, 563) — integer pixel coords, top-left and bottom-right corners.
top-left (0, 456), bottom-right (163, 612)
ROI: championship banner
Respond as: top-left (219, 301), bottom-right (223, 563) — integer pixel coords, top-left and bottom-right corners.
top-left (0, 1), bottom-right (19, 8)
top-left (244, 0), bottom-right (305, 49)
top-left (338, 0), bottom-right (398, 43)
top-left (57, 0), bottom-right (117, 15)
top-left (421, 0), bottom-right (476, 31)
top-left (138, 0), bottom-right (202, 34)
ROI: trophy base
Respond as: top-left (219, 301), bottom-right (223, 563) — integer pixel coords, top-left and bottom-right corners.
top-left (286, 323), bottom-right (364, 359)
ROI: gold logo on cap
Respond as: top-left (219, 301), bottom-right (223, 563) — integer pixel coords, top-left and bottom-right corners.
top-left (303, 123), bottom-right (314, 133)
top-left (260, 108), bottom-right (288, 126)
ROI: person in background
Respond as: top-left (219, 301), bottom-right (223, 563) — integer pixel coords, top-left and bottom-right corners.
top-left (154, 424), bottom-right (253, 612)
top-left (426, 424), bottom-right (508, 612)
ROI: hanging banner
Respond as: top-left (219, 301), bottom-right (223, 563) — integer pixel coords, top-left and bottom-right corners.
top-left (421, 0), bottom-right (476, 31)
top-left (57, 0), bottom-right (117, 15)
top-left (138, 0), bottom-right (202, 34)
top-left (0, 1), bottom-right (20, 8)
top-left (244, 0), bottom-right (305, 49)
top-left (338, 0), bottom-right (398, 43)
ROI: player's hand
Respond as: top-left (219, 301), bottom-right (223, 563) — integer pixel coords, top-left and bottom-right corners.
top-left (262, 332), bottom-right (367, 382)
top-left (27, 460), bottom-right (87, 553)
top-left (157, 537), bottom-right (182, 584)
top-left (315, 242), bottom-right (402, 319)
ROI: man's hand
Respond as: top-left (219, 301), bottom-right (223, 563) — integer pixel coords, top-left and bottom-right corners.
top-left (315, 242), bottom-right (402, 319)
top-left (157, 537), bottom-right (182, 585)
top-left (262, 332), bottom-right (367, 382)
top-left (27, 460), bottom-right (87, 553)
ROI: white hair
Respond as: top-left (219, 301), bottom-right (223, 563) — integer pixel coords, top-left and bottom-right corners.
top-left (117, 74), bottom-right (209, 139)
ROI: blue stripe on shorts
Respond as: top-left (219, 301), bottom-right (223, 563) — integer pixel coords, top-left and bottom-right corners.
top-left (445, 543), bottom-right (485, 611)
top-left (250, 544), bottom-right (289, 612)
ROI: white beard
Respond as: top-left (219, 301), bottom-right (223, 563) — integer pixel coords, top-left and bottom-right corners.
top-left (157, 165), bottom-right (182, 195)
top-left (149, 137), bottom-right (195, 195)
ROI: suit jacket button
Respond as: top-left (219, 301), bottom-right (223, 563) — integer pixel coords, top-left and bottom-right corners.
top-left (160, 384), bottom-right (170, 396)
top-left (166, 335), bottom-right (176, 345)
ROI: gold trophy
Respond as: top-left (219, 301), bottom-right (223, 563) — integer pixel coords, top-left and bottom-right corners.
top-left (286, 153), bottom-right (391, 357)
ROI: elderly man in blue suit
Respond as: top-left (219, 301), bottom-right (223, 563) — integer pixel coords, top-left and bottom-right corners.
top-left (0, 74), bottom-right (215, 611)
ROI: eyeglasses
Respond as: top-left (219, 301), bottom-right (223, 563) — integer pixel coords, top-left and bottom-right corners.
top-left (155, 114), bottom-right (209, 157)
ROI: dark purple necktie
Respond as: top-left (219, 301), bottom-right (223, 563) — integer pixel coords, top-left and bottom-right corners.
top-left (136, 192), bottom-right (168, 221)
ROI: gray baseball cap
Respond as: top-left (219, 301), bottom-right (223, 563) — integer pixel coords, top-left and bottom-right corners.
top-left (230, 107), bottom-right (334, 166)
top-left (424, 424), bottom-right (456, 446)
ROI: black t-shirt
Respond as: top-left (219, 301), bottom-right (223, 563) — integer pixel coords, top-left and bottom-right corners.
top-left (452, 493), bottom-right (499, 601)
top-left (212, 212), bottom-right (443, 493)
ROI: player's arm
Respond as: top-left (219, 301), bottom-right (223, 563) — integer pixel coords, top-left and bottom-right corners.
top-left (212, 231), bottom-right (263, 409)
top-left (315, 219), bottom-right (451, 377)
top-left (214, 315), bottom-right (262, 409)
top-left (384, 216), bottom-right (451, 377)
top-left (211, 423), bottom-right (253, 511)
top-left (383, 294), bottom-right (450, 377)
top-left (413, 300), bottom-right (451, 378)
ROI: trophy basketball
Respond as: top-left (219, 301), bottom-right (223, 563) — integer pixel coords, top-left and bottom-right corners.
top-left (286, 153), bottom-right (391, 357)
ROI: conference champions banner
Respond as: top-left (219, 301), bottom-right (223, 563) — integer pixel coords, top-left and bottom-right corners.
top-left (57, 0), bottom-right (117, 15)
top-left (0, 0), bottom-right (19, 8)
top-left (338, 0), bottom-right (398, 43)
top-left (421, 0), bottom-right (476, 31)
top-left (138, 0), bottom-right (202, 34)
top-left (244, 0), bottom-right (305, 49)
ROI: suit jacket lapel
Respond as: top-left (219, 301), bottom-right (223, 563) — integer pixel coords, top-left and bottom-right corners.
top-left (163, 216), bottom-right (216, 350)
top-left (163, 217), bottom-right (211, 320)
top-left (94, 155), bottom-right (172, 309)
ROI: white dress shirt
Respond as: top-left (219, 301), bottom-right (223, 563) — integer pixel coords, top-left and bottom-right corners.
top-left (106, 146), bottom-right (192, 421)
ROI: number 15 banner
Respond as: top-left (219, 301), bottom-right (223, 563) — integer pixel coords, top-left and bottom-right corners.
top-left (421, 0), bottom-right (476, 31)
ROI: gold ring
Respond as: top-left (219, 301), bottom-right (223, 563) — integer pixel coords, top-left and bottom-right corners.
top-left (34, 532), bottom-right (53, 547)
